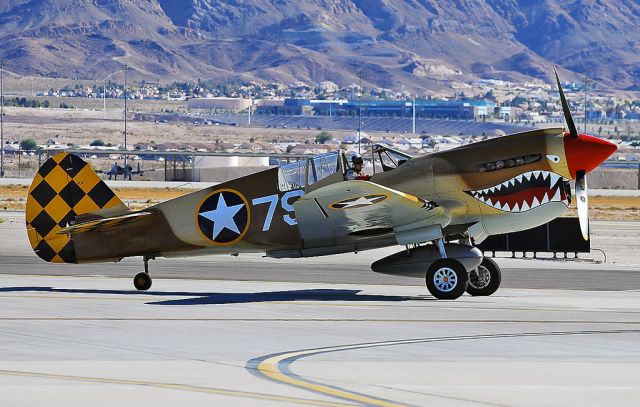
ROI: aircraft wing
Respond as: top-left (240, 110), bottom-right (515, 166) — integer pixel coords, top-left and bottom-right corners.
top-left (294, 181), bottom-right (450, 248)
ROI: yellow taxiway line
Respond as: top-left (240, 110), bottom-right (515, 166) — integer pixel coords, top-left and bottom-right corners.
top-left (0, 369), bottom-right (354, 407)
top-left (251, 329), bottom-right (640, 407)
top-left (254, 343), bottom-right (416, 407)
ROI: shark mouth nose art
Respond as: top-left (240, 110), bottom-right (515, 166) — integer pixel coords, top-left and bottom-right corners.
top-left (466, 170), bottom-right (569, 212)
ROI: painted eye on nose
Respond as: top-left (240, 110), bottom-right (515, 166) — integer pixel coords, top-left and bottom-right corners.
top-left (546, 154), bottom-right (560, 163)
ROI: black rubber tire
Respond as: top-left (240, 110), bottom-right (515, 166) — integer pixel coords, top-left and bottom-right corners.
top-left (466, 257), bottom-right (501, 296)
top-left (133, 272), bottom-right (152, 291)
top-left (426, 258), bottom-right (469, 300)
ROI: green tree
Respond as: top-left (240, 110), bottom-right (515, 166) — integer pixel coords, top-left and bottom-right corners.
top-left (20, 138), bottom-right (38, 152)
top-left (90, 139), bottom-right (105, 147)
top-left (315, 131), bottom-right (332, 144)
top-left (484, 90), bottom-right (496, 101)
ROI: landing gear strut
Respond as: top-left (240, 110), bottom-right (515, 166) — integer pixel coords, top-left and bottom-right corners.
top-left (425, 239), bottom-right (469, 300)
top-left (133, 255), bottom-right (153, 291)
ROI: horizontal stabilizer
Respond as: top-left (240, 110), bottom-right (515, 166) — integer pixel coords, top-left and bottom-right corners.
top-left (57, 212), bottom-right (154, 235)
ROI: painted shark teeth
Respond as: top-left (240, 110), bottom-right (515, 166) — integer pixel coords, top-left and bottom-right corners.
top-left (541, 193), bottom-right (549, 204)
top-left (466, 170), bottom-right (568, 213)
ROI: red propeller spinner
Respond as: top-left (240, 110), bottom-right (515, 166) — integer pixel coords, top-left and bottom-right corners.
top-left (564, 133), bottom-right (617, 179)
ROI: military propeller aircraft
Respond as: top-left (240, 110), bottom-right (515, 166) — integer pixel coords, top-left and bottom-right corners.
top-left (97, 162), bottom-right (145, 180)
top-left (25, 70), bottom-right (617, 299)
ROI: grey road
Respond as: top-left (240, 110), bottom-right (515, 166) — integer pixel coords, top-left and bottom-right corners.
top-left (0, 254), bottom-right (638, 292)
top-left (1, 213), bottom-right (639, 406)
top-left (0, 213), bottom-right (638, 291)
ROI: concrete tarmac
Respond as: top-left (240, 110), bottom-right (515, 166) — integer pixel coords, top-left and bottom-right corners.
top-left (1, 212), bottom-right (639, 406)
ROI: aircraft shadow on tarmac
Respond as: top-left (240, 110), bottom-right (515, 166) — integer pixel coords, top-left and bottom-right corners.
top-left (0, 287), bottom-right (430, 305)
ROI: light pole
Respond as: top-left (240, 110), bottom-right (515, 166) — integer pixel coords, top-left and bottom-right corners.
top-left (1, 59), bottom-right (4, 178)
top-left (583, 75), bottom-right (591, 133)
top-left (248, 96), bottom-right (252, 126)
top-left (103, 81), bottom-right (107, 119)
top-left (357, 67), bottom-right (364, 154)
top-left (412, 95), bottom-right (416, 134)
top-left (122, 65), bottom-right (129, 166)
top-left (102, 66), bottom-right (131, 166)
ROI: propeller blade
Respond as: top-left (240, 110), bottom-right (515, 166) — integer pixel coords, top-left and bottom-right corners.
top-left (575, 170), bottom-right (589, 241)
top-left (554, 66), bottom-right (578, 138)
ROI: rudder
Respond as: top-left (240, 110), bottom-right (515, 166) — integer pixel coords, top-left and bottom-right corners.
top-left (25, 153), bottom-right (127, 263)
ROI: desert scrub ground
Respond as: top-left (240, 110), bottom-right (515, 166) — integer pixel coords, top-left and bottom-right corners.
top-left (0, 184), bottom-right (193, 211)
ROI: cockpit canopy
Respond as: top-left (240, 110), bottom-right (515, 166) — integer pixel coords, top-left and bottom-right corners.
top-left (277, 145), bottom-right (414, 192)
top-left (278, 150), bottom-right (348, 192)
top-left (372, 144), bottom-right (413, 173)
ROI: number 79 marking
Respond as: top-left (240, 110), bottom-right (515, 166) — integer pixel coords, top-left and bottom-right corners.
top-left (252, 190), bottom-right (304, 232)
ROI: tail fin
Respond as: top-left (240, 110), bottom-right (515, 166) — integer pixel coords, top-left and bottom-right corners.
top-left (25, 153), bottom-right (128, 263)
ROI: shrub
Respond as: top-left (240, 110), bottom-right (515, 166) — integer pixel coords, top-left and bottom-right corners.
top-left (20, 138), bottom-right (38, 152)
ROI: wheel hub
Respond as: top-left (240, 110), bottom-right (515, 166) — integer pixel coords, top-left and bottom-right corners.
top-left (433, 267), bottom-right (457, 292)
top-left (469, 266), bottom-right (491, 289)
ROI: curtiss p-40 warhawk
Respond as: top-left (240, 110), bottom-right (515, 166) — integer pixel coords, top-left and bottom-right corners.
top-left (25, 70), bottom-right (617, 299)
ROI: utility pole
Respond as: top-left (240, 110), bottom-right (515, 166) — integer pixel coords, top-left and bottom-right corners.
top-left (123, 65), bottom-right (128, 166)
top-left (0, 59), bottom-right (3, 178)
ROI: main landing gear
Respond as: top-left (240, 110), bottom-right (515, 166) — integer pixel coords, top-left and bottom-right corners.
top-left (425, 239), bottom-right (501, 300)
top-left (467, 257), bottom-right (501, 297)
top-left (133, 255), bottom-right (154, 291)
top-left (426, 258), bottom-right (469, 300)
top-left (425, 238), bottom-right (469, 299)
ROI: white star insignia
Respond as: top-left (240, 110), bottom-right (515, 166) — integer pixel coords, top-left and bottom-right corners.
top-left (341, 196), bottom-right (379, 208)
top-left (199, 193), bottom-right (245, 240)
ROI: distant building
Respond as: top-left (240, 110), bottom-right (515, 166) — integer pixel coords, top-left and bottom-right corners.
top-left (256, 98), bottom-right (502, 120)
top-left (256, 98), bottom-right (314, 115)
top-left (188, 97), bottom-right (251, 111)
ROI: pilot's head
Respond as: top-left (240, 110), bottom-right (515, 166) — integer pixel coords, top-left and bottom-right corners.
top-left (351, 154), bottom-right (364, 170)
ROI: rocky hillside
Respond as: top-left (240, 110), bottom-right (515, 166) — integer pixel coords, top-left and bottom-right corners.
top-left (0, 0), bottom-right (639, 91)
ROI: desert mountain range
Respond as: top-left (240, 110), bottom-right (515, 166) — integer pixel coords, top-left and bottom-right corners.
top-left (1, 0), bottom-right (639, 91)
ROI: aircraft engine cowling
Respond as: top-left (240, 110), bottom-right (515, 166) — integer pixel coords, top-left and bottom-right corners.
top-left (371, 243), bottom-right (483, 277)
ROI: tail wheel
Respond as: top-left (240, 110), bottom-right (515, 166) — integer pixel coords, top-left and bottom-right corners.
top-left (466, 257), bottom-right (501, 296)
top-left (426, 259), bottom-right (468, 300)
top-left (134, 272), bottom-right (152, 291)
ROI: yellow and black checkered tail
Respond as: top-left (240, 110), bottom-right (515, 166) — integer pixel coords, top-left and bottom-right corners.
top-left (25, 153), bottom-right (127, 263)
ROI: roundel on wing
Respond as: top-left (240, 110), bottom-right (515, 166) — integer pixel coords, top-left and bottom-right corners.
top-left (196, 189), bottom-right (250, 245)
top-left (329, 194), bottom-right (388, 209)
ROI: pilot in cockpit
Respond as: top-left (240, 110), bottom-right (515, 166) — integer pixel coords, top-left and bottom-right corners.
top-left (345, 154), bottom-right (371, 181)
